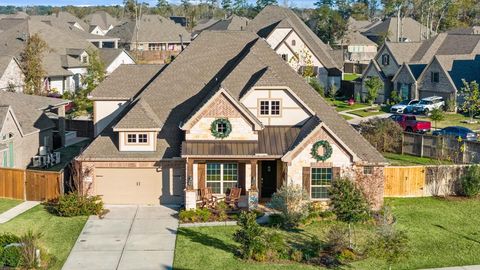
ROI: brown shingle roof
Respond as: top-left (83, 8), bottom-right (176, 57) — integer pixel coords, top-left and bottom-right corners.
top-left (363, 17), bottom-right (430, 42)
top-left (385, 42), bottom-right (423, 64)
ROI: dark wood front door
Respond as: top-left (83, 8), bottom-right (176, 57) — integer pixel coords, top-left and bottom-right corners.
top-left (261, 161), bottom-right (277, 198)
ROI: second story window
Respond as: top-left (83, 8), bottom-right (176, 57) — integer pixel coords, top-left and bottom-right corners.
top-left (431, 72), bottom-right (440, 83)
top-left (126, 133), bottom-right (148, 144)
top-left (291, 39), bottom-right (296, 46)
top-left (138, 134), bottom-right (148, 143)
top-left (127, 134), bottom-right (136, 143)
top-left (281, 54), bottom-right (288, 61)
top-left (259, 100), bottom-right (281, 116)
top-left (381, 54), bottom-right (390, 65)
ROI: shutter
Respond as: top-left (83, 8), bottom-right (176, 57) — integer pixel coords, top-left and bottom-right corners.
top-left (302, 167), bottom-right (311, 197)
top-left (238, 163), bottom-right (246, 195)
top-left (332, 167), bottom-right (341, 180)
top-left (198, 163), bottom-right (206, 189)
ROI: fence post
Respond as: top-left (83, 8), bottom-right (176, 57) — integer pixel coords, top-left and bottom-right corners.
top-left (401, 133), bottom-right (404, 155)
top-left (420, 135), bottom-right (424, 157)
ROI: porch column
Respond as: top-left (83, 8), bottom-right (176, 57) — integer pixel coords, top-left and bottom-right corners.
top-left (58, 105), bottom-right (66, 148)
top-left (185, 158), bottom-right (196, 210)
top-left (98, 41), bottom-right (103, 48)
top-left (247, 160), bottom-right (258, 210)
top-left (114, 39), bottom-right (118, 49)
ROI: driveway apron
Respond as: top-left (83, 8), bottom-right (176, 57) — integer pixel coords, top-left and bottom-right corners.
top-left (62, 205), bottom-right (179, 270)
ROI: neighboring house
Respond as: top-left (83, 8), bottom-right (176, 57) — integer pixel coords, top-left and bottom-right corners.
top-left (362, 17), bottom-right (432, 43)
top-left (84, 11), bottom-right (118, 36)
top-left (0, 91), bottom-right (69, 168)
top-left (107, 15), bottom-right (191, 63)
top-left (192, 15), bottom-right (249, 38)
top-left (90, 64), bottom-right (164, 136)
top-left (98, 48), bottom-right (136, 75)
top-left (337, 30), bottom-right (378, 63)
top-left (78, 31), bottom-right (386, 207)
top-left (31, 11), bottom-right (89, 32)
top-left (247, 5), bottom-right (343, 91)
top-left (447, 26), bottom-right (480, 35)
top-left (359, 32), bottom-right (480, 104)
top-left (0, 55), bottom-right (24, 92)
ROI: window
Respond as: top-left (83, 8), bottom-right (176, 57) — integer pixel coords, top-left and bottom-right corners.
top-left (138, 133), bottom-right (148, 143)
top-left (281, 54), bottom-right (288, 61)
top-left (206, 163), bottom-right (238, 194)
top-left (127, 134), bottom-right (137, 143)
top-left (311, 167), bottom-right (332, 199)
top-left (381, 54), bottom-right (390, 65)
top-left (291, 39), bottom-right (296, 46)
top-left (148, 43), bottom-right (162, 51)
top-left (216, 122), bottom-right (227, 134)
top-left (363, 166), bottom-right (373, 175)
top-left (431, 72), bottom-right (439, 83)
top-left (259, 100), bottom-right (281, 116)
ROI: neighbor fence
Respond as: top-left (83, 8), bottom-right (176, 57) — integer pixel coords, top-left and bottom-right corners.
top-left (384, 165), bottom-right (470, 197)
top-left (401, 132), bottom-right (480, 163)
top-left (0, 168), bottom-right (63, 201)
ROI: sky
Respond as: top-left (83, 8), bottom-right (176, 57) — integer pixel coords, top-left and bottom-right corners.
top-left (1, 0), bottom-right (316, 9)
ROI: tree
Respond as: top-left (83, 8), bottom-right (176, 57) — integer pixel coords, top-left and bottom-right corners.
top-left (181, 0), bottom-right (191, 16)
top-left (269, 184), bottom-right (309, 229)
top-left (222, 0), bottom-right (232, 14)
top-left (364, 77), bottom-right (383, 105)
top-left (256, 0), bottom-right (277, 11)
top-left (156, 0), bottom-right (172, 16)
top-left (329, 178), bottom-right (370, 248)
top-left (313, 5), bottom-right (348, 45)
top-left (368, 224), bottom-right (409, 270)
top-left (20, 33), bottom-right (48, 96)
top-left (429, 108), bottom-right (445, 130)
top-left (359, 117), bottom-right (403, 152)
top-left (460, 79), bottom-right (480, 123)
top-left (123, 0), bottom-right (137, 19)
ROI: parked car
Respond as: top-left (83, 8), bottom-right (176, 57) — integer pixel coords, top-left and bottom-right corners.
top-left (432, 126), bottom-right (478, 141)
top-left (389, 114), bottom-right (432, 133)
top-left (390, 99), bottom-right (419, 114)
top-left (411, 96), bottom-right (445, 115)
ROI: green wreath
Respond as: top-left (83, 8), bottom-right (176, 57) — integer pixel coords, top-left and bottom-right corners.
top-left (210, 118), bottom-right (232, 139)
top-left (311, 140), bottom-right (333, 162)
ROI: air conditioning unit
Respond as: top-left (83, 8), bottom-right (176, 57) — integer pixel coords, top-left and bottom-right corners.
top-left (39, 146), bottom-right (48, 156)
top-left (52, 152), bottom-right (61, 165)
top-left (32, 156), bottom-right (46, 167)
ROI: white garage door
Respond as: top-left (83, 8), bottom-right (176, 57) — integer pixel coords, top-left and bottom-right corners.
top-left (95, 168), bottom-right (162, 205)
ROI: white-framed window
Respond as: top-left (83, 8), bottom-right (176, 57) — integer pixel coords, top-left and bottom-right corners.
top-left (311, 167), bottom-right (332, 199)
top-left (148, 43), bottom-right (162, 51)
top-left (259, 100), bottom-right (281, 116)
top-left (138, 133), bottom-right (148, 143)
top-left (206, 163), bottom-right (238, 194)
top-left (381, 54), bottom-right (390, 65)
top-left (127, 134), bottom-right (137, 143)
top-left (216, 122), bottom-right (227, 135)
top-left (126, 133), bottom-right (148, 144)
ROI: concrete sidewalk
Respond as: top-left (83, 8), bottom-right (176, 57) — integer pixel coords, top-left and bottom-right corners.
top-left (0, 201), bottom-right (39, 224)
top-left (62, 205), bottom-right (179, 270)
top-left (424, 266), bottom-right (480, 270)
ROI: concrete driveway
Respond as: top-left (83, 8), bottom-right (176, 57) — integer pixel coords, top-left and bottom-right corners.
top-left (62, 205), bottom-right (179, 270)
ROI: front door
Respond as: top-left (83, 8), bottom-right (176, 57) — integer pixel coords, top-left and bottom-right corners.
top-left (261, 161), bottom-right (277, 198)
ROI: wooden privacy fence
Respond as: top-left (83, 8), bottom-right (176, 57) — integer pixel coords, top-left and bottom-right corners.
top-left (384, 165), bottom-right (470, 197)
top-left (0, 168), bottom-right (63, 201)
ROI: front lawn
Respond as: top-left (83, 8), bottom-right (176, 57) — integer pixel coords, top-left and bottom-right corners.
top-left (417, 113), bottom-right (480, 130)
top-left (0, 198), bottom-right (22, 214)
top-left (343, 73), bottom-right (361, 81)
top-left (348, 109), bottom-right (386, 118)
top-left (383, 152), bottom-right (453, 166)
top-left (326, 99), bottom-right (371, 112)
top-left (174, 197), bottom-right (480, 269)
top-left (0, 205), bottom-right (87, 270)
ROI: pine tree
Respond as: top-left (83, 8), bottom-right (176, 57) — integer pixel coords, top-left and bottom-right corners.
top-left (255, 0), bottom-right (277, 11)
top-left (222, 0), bottom-right (232, 13)
top-left (156, 0), bottom-right (172, 16)
top-left (20, 33), bottom-right (48, 96)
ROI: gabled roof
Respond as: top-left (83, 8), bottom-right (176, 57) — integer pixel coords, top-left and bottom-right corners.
top-left (0, 55), bottom-right (18, 77)
top-left (84, 11), bottom-right (118, 31)
top-left (89, 64), bottom-right (164, 100)
top-left (113, 99), bottom-right (162, 131)
top-left (383, 42), bottom-right (423, 64)
top-left (98, 48), bottom-right (135, 68)
top-left (436, 54), bottom-right (480, 90)
top-left (362, 17), bottom-right (429, 42)
top-left (206, 15), bottom-right (249, 31)
top-left (363, 59), bottom-right (387, 80)
top-left (337, 30), bottom-right (377, 47)
top-left (107, 15), bottom-right (191, 44)
top-left (0, 105), bottom-right (24, 137)
top-left (248, 5), bottom-right (340, 70)
top-left (81, 31), bottom-right (385, 163)
top-left (30, 12), bottom-right (89, 32)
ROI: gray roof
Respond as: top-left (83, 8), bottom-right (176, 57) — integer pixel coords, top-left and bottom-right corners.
top-left (338, 30), bottom-right (377, 46)
top-left (0, 106), bottom-right (9, 129)
top-left (247, 5), bottom-right (340, 70)
top-left (204, 15), bottom-right (249, 31)
top-left (0, 92), bottom-right (68, 134)
top-left (436, 54), bottom-right (480, 90)
top-left (107, 15), bottom-right (191, 44)
top-left (0, 55), bottom-right (16, 77)
top-left (192, 18), bottom-right (220, 33)
top-left (90, 64), bottom-right (164, 100)
top-left (447, 26), bottom-right (480, 35)
top-left (114, 99), bottom-right (162, 130)
top-left (384, 42), bottom-right (423, 64)
top-left (30, 12), bottom-right (89, 32)
top-left (81, 31), bottom-right (385, 164)
top-left (98, 48), bottom-right (134, 67)
top-left (84, 11), bottom-right (118, 31)
top-left (347, 17), bottom-right (380, 32)
top-left (363, 17), bottom-right (430, 42)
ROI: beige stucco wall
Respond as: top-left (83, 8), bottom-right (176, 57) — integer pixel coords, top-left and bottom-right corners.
top-left (118, 131), bottom-right (157, 151)
top-left (93, 100), bottom-right (129, 136)
top-left (0, 58), bottom-right (24, 93)
top-left (242, 88), bottom-right (311, 126)
top-left (266, 28), bottom-right (291, 49)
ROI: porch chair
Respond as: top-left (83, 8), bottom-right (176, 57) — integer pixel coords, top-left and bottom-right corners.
top-left (199, 187), bottom-right (218, 208)
top-left (225, 187), bottom-right (242, 209)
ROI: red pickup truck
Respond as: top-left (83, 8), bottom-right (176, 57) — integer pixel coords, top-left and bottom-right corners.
top-left (389, 115), bottom-right (431, 133)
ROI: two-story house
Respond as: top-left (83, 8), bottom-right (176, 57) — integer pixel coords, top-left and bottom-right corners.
top-left (247, 6), bottom-right (342, 92)
top-left (78, 31), bottom-right (386, 208)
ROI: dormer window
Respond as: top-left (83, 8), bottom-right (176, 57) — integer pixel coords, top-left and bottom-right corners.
top-left (381, 54), bottom-right (390, 65)
top-left (259, 100), bottom-right (281, 116)
top-left (126, 133), bottom-right (148, 144)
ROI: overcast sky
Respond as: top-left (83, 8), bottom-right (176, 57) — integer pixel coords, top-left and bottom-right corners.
top-left (2, 0), bottom-right (316, 8)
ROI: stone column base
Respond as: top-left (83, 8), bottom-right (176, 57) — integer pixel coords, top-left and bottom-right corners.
top-left (247, 190), bottom-right (258, 211)
top-left (185, 190), bottom-right (197, 210)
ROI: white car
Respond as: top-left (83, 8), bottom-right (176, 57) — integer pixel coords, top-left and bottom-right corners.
top-left (390, 99), bottom-right (419, 114)
top-left (412, 96), bottom-right (445, 114)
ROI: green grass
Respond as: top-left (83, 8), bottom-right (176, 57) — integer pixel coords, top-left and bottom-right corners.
top-left (29, 140), bottom-right (90, 172)
top-left (417, 113), bottom-right (480, 130)
top-left (0, 199), bottom-right (22, 214)
top-left (343, 73), bottom-right (361, 81)
top-left (341, 114), bottom-right (353, 121)
top-left (348, 109), bottom-right (386, 118)
top-left (0, 205), bottom-right (87, 270)
top-left (174, 197), bottom-right (480, 269)
top-left (326, 99), bottom-right (371, 112)
top-left (383, 152), bottom-right (453, 166)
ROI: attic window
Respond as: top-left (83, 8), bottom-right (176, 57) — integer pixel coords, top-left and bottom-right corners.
top-left (281, 54), bottom-right (288, 61)
top-left (381, 54), bottom-right (390, 65)
top-left (291, 39), bottom-right (296, 46)
top-left (259, 100), bottom-right (281, 116)
top-left (431, 72), bottom-right (440, 83)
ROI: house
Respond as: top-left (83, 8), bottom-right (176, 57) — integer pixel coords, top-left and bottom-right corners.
top-left (78, 31), bottom-right (386, 208)
top-left (337, 30), bottom-right (378, 64)
top-left (362, 16), bottom-right (432, 43)
top-left (192, 15), bottom-right (250, 38)
top-left (84, 11), bottom-right (119, 36)
top-left (107, 15), bottom-right (191, 63)
top-left (0, 91), bottom-right (69, 168)
top-left (247, 6), bottom-right (342, 91)
top-left (0, 55), bottom-right (24, 92)
top-left (98, 48), bottom-right (136, 75)
top-left (30, 11), bottom-right (89, 32)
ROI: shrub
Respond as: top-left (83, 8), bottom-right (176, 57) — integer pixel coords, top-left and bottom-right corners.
top-left (46, 193), bottom-right (104, 217)
top-left (265, 231), bottom-right (290, 260)
top-left (0, 233), bottom-right (20, 247)
top-left (358, 117), bottom-right (403, 152)
top-left (234, 211), bottom-right (265, 260)
top-left (460, 165), bottom-right (480, 197)
top-left (216, 201), bottom-right (228, 221)
top-left (368, 224), bottom-right (409, 268)
top-left (268, 213), bottom-right (284, 227)
top-left (178, 208), bottom-right (212, 223)
top-left (309, 78), bottom-right (325, 97)
top-left (196, 208), bottom-right (211, 222)
top-left (365, 77), bottom-right (383, 105)
top-left (19, 230), bottom-right (43, 269)
top-left (269, 184), bottom-right (310, 229)
top-left (325, 225), bottom-right (350, 255)
top-left (2, 246), bottom-right (21, 267)
top-left (329, 178), bottom-right (370, 224)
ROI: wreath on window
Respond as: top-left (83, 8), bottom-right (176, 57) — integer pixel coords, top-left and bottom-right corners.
top-left (311, 140), bottom-right (333, 162)
top-left (210, 118), bottom-right (232, 139)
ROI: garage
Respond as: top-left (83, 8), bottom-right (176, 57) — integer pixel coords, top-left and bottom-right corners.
top-left (94, 168), bottom-right (162, 205)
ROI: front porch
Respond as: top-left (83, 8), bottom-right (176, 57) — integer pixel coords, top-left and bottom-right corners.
top-left (184, 158), bottom-right (287, 210)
